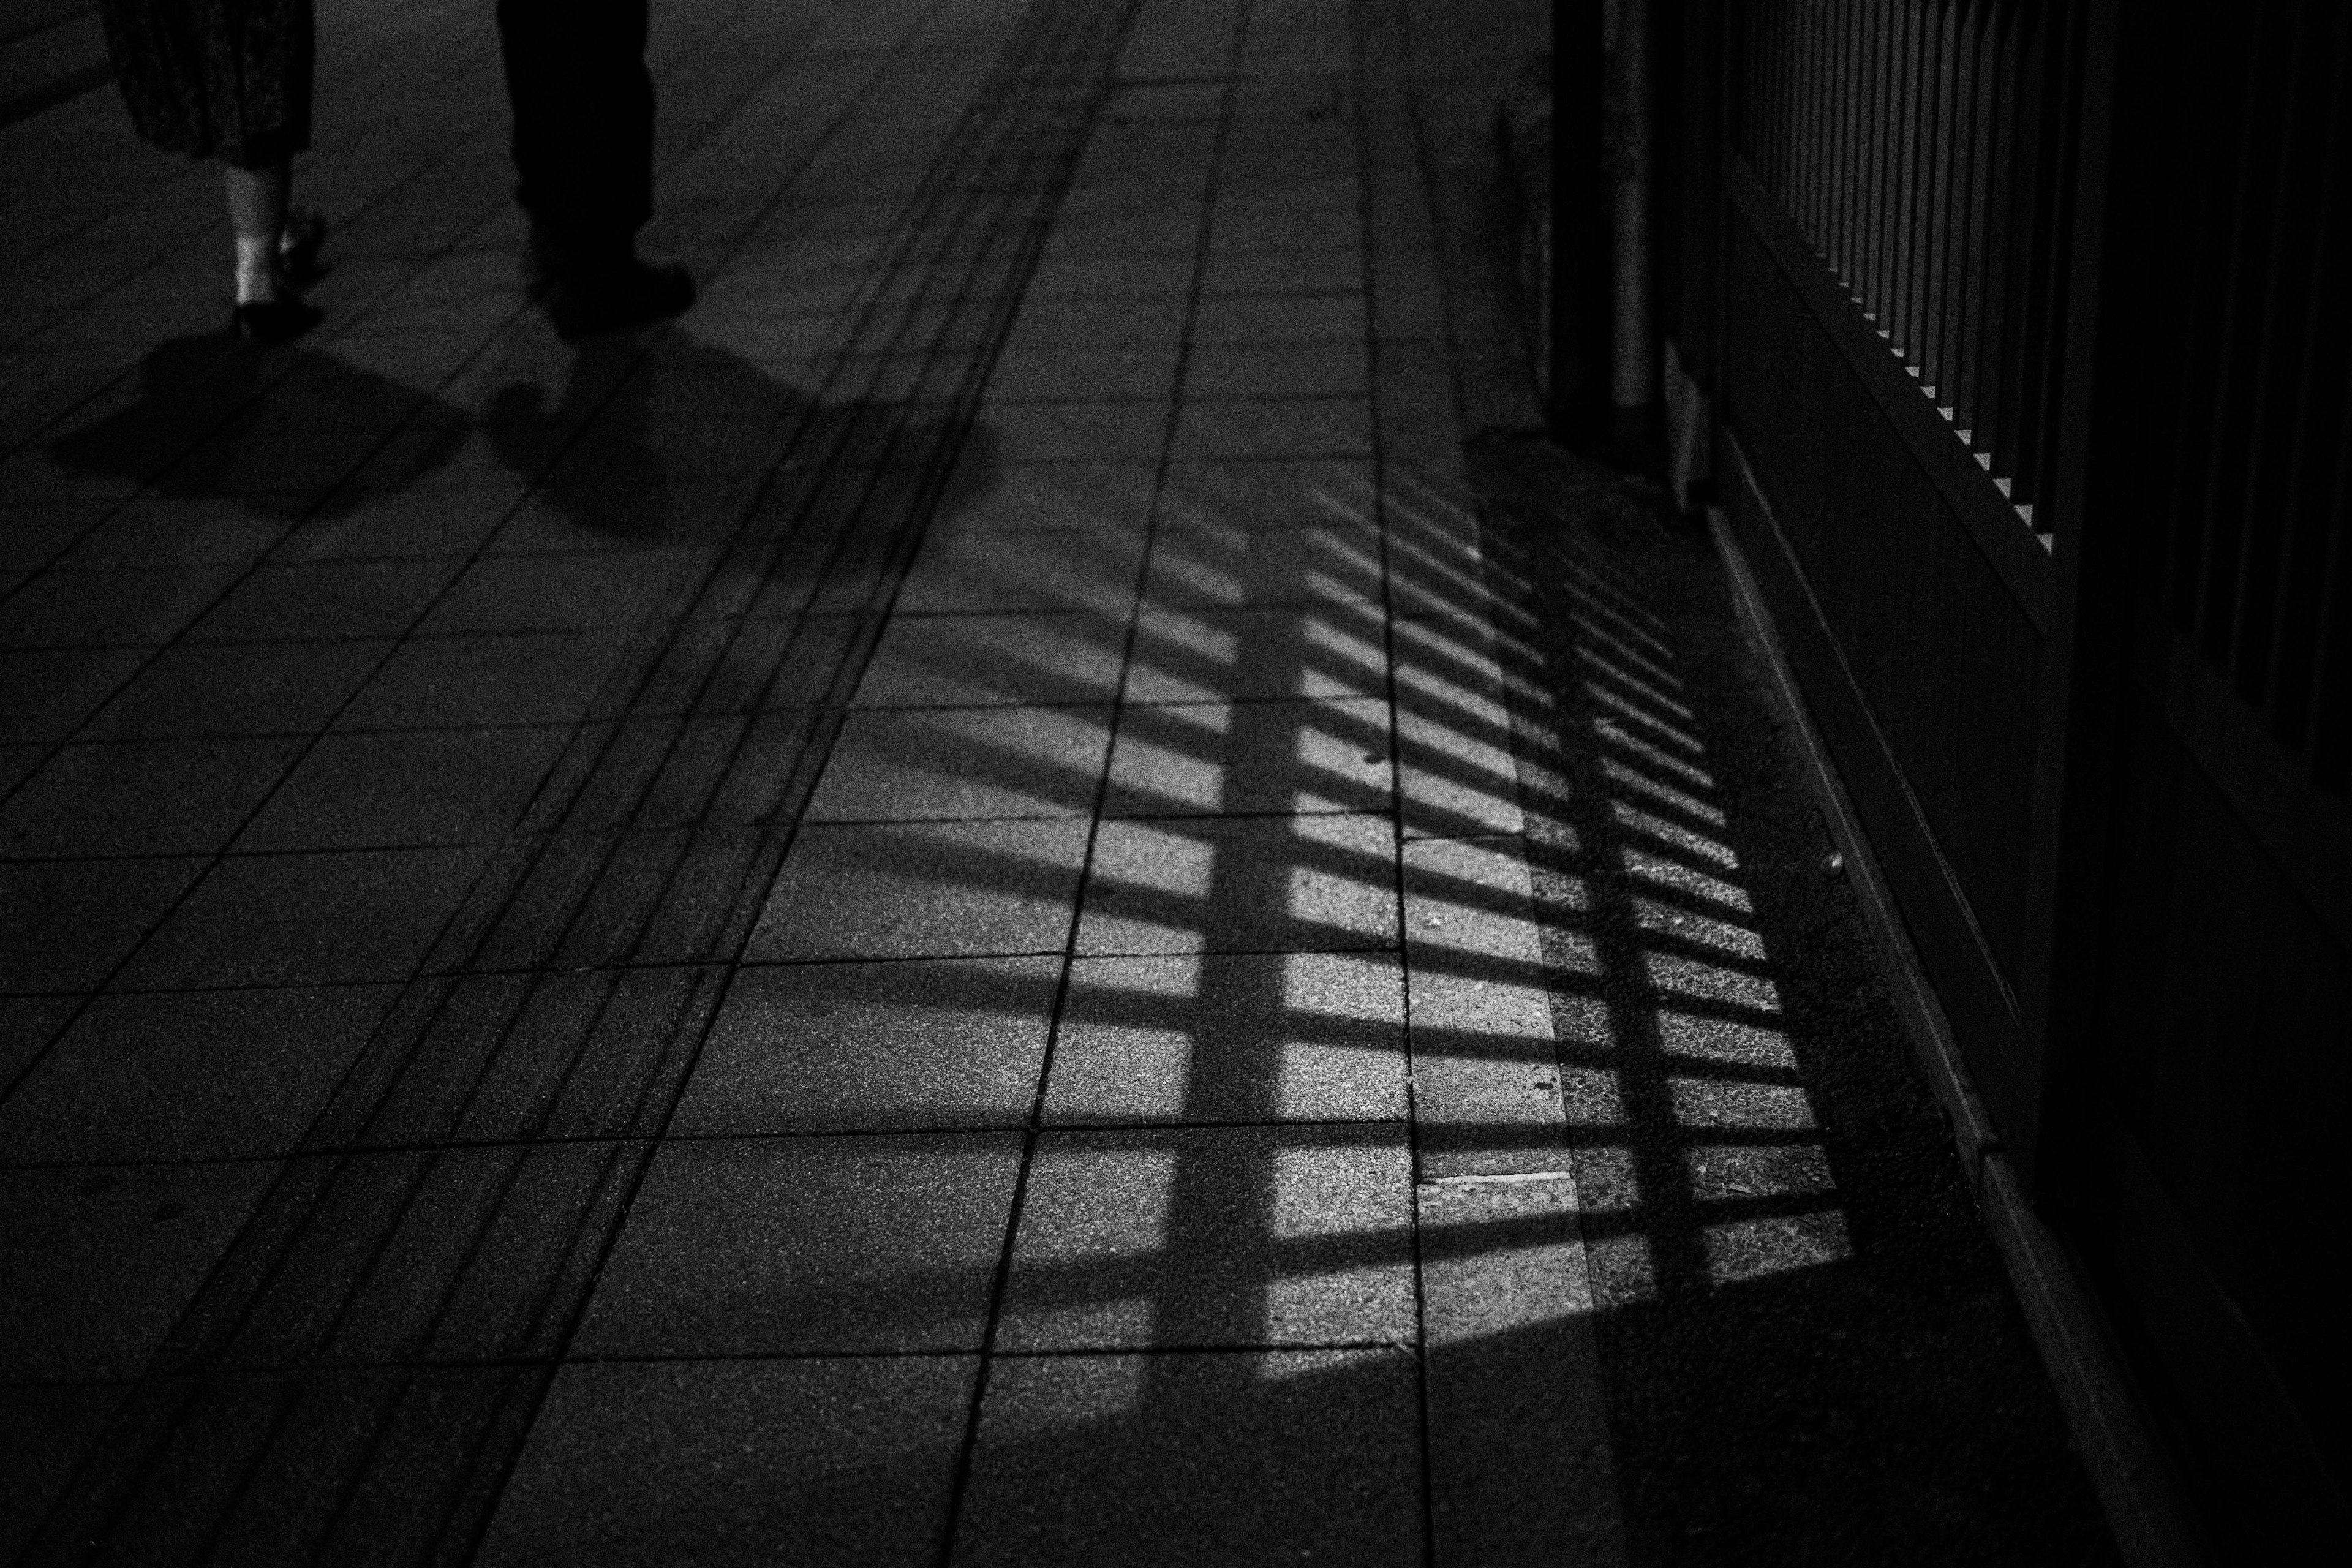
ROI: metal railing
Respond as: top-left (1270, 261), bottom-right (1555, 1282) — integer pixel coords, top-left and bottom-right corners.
top-left (1733, 0), bottom-right (2082, 535)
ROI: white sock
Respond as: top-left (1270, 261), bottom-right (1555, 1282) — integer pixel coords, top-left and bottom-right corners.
top-left (234, 236), bottom-right (277, 304)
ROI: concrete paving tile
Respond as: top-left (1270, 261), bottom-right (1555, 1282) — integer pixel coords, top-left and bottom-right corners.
top-left (1155, 458), bottom-right (1377, 531)
top-left (850, 612), bottom-right (1126, 708)
top-left (186, 559), bottom-right (465, 641)
top-left (676, 956), bottom-right (1060, 1134)
top-left (895, 527), bottom-right (1144, 616)
top-left (1104, 698), bottom-right (1391, 816)
top-left (0, 743), bottom-right (43, 794)
top-left (111, 845), bottom-right (489, 989)
top-left (931, 461), bottom-right (1159, 535)
top-left (1077, 813), bottom-right (1398, 956)
top-left (746, 818), bottom-right (1089, 960)
top-left (1213, 176), bottom-right (1361, 213)
top-left (1125, 603), bottom-right (1386, 703)
top-left (0, 502), bottom-right (111, 571)
top-left (0, 984), bottom-right (398, 1163)
top-left (333, 629), bottom-right (635, 729)
top-left (0, 857), bottom-right (205, 993)
top-left (1404, 835), bottom-right (1588, 1178)
top-left (0, 737), bottom-right (305, 858)
top-left (0, 1384), bottom-right (131, 1566)
top-left (478, 1357), bottom-right (975, 1568)
top-left (268, 484), bottom-right (522, 561)
top-left (486, 480), bottom-right (742, 555)
top-left (1000, 295), bottom-right (1189, 348)
top-left (1142, 522), bottom-right (1383, 606)
top-left (1200, 249), bottom-right (1364, 297)
top-left (1397, 703), bottom-right (1525, 840)
top-left (805, 706), bottom-right (1114, 821)
top-left (953, 1349), bottom-right (1422, 1566)
top-left (74, 640), bottom-right (388, 740)
top-left (416, 551), bottom-right (692, 633)
top-left (1418, 1174), bottom-right (1624, 1568)
top-left (0, 1158), bottom-right (278, 1379)
top-left (0, 647), bottom-right (149, 744)
top-left (982, 345), bottom-right (1183, 403)
top-left (0, 993), bottom-right (83, 1087)
top-left (52, 498), bottom-right (289, 570)
top-left (0, 567), bottom-right (238, 648)
top-left (573, 1133), bottom-right (1020, 1355)
top-left (1182, 341), bottom-right (1371, 400)
top-left (1000, 1123), bottom-right (1414, 1350)
top-left (1189, 293), bottom-right (1366, 344)
top-left (1023, 253), bottom-right (1198, 298)
top-left (1038, 209), bottom-right (1204, 256)
top-left (1169, 397), bottom-right (1373, 461)
top-left (235, 725), bottom-right (570, 851)
top-left (1045, 951), bottom-right (1406, 1123)
top-left (980, 400), bottom-right (1169, 464)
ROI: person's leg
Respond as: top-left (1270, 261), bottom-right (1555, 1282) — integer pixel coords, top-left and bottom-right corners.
top-left (223, 160), bottom-right (291, 304)
top-left (496, 0), bottom-right (688, 336)
top-left (497, 0), bottom-right (655, 268)
top-left (222, 154), bottom-right (323, 342)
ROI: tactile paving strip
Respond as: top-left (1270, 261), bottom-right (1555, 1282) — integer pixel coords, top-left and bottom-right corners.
top-left (26, 2), bottom-right (1142, 1560)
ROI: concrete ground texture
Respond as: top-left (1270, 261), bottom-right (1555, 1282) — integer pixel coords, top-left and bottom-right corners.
top-left (1, 0), bottom-right (2120, 1564)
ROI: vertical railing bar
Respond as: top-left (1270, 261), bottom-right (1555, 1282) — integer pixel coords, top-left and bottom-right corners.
top-left (2021, 0), bottom-right (2086, 529)
top-left (1920, 0), bottom-right (1959, 395)
top-left (1929, 0), bottom-right (1964, 408)
top-left (1806, 0), bottom-right (1825, 246)
top-left (1882, 0), bottom-right (1910, 344)
top-left (1888, 0), bottom-right (1916, 355)
top-left (2193, 7), bottom-right (2299, 662)
top-left (1989, 0), bottom-right (2051, 499)
top-left (1911, 0), bottom-right (1947, 369)
top-left (1955, 0), bottom-right (2011, 449)
top-left (2302, 412), bottom-right (2352, 788)
top-left (2037, 0), bottom-right (2094, 529)
top-left (2258, 11), bottom-right (2352, 753)
top-left (1831, 0), bottom-right (1859, 285)
top-left (2157, 10), bottom-right (2253, 636)
top-left (1893, 0), bottom-right (1926, 361)
top-left (1858, 0), bottom-right (1887, 314)
top-left (1770, 0), bottom-right (1793, 198)
top-left (2226, 3), bottom-right (2335, 703)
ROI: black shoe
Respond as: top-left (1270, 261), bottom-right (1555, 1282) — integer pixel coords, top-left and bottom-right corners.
top-left (543, 258), bottom-right (695, 339)
top-left (278, 205), bottom-right (330, 288)
top-left (232, 293), bottom-right (323, 345)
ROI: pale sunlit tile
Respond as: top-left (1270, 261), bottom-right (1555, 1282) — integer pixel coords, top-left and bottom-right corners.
top-left (1704, 1212), bottom-right (1853, 1284)
top-left (1667, 1077), bottom-right (1815, 1129)
top-left (1687, 1143), bottom-right (1836, 1200)
top-left (1633, 897), bottom-right (1766, 960)
top-left (1641, 951), bottom-right (1781, 1011)
top-left (1654, 1009), bottom-right (1796, 1068)
top-left (1618, 846), bottom-right (1752, 911)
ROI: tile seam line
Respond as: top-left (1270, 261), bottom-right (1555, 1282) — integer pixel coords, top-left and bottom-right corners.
top-left (0, 1112), bottom-right (1424, 1175)
top-left (931, 0), bottom-right (1232, 1557)
top-left (1344, 1), bottom-right (1441, 1561)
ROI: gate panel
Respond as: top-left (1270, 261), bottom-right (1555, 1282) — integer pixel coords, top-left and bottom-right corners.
top-left (1717, 164), bottom-right (2048, 1137)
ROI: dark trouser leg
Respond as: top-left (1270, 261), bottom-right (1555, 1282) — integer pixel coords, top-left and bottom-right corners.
top-left (496, 0), bottom-right (655, 269)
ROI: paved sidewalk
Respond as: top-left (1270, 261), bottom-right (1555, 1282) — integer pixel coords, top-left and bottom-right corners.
top-left (2, 0), bottom-right (1629, 1562)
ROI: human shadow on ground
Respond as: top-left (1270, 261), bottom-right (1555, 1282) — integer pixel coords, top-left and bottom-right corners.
top-left (46, 332), bottom-right (469, 515)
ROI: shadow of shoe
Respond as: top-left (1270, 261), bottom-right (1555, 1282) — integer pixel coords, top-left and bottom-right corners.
top-left (47, 332), bottom-right (470, 519)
